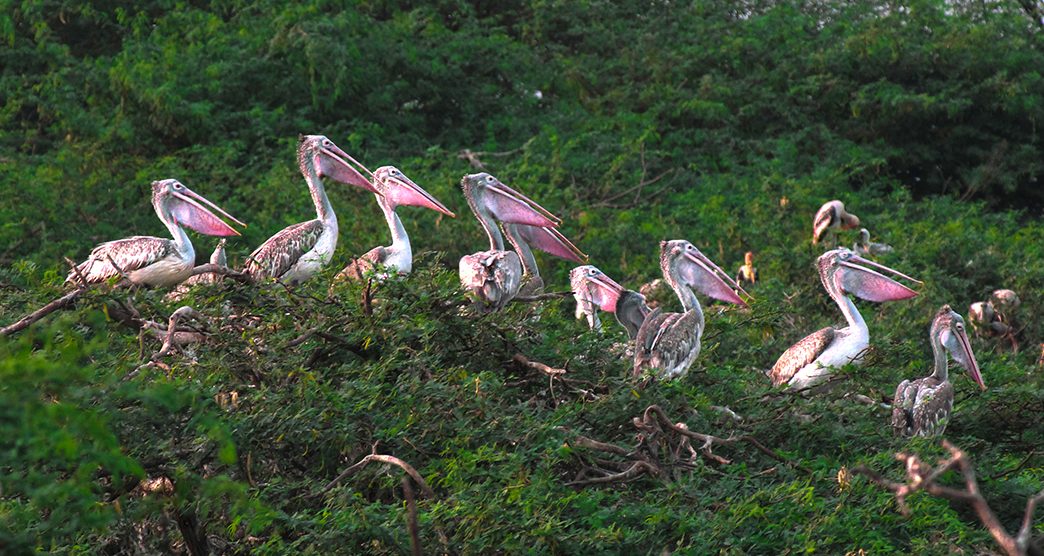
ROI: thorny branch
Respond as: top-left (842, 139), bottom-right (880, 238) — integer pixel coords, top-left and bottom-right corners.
top-left (853, 440), bottom-right (1044, 556)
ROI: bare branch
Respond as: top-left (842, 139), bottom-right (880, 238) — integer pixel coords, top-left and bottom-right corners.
top-left (189, 263), bottom-right (251, 282)
top-left (64, 257), bottom-right (89, 291)
top-left (318, 453), bottom-right (434, 498)
top-left (0, 289), bottom-right (84, 336)
top-left (511, 290), bottom-right (573, 303)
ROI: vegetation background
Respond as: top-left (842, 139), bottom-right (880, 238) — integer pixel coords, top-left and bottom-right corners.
top-left (1, 0), bottom-right (1042, 553)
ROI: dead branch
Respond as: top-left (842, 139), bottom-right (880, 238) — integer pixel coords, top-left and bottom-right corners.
top-left (511, 290), bottom-right (573, 303)
top-left (0, 288), bottom-right (84, 336)
top-left (402, 477), bottom-right (422, 556)
top-left (189, 263), bottom-right (251, 282)
top-left (457, 137), bottom-right (535, 170)
top-left (512, 353), bottom-right (565, 376)
top-left (853, 439), bottom-right (1044, 556)
top-left (64, 257), bottom-right (89, 290)
top-left (318, 452), bottom-right (434, 498)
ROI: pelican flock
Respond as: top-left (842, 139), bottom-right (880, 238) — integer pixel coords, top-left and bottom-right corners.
top-left (40, 130), bottom-right (1012, 443)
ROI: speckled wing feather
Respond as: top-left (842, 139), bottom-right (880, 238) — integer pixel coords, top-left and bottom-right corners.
top-left (891, 378), bottom-right (918, 436)
top-left (812, 204), bottom-right (836, 244)
top-left (243, 220), bottom-right (324, 281)
top-left (911, 379), bottom-right (953, 437)
top-left (459, 250), bottom-right (522, 312)
top-left (633, 309), bottom-right (702, 379)
top-left (769, 326), bottom-right (835, 386)
top-left (69, 236), bottom-right (176, 284)
top-left (335, 247), bottom-right (385, 282)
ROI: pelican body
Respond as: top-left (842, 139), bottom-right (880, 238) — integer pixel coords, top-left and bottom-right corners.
top-left (769, 248), bottom-right (920, 389)
top-left (812, 200), bottom-right (860, 246)
top-left (458, 173), bottom-right (573, 312)
top-left (736, 251), bottom-right (758, 287)
top-left (68, 180), bottom-right (243, 287)
top-left (336, 166), bottom-right (455, 281)
top-left (571, 265), bottom-right (650, 339)
top-left (633, 240), bottom-right (748, 380)
top-left (892, 305), bottom-right (985, 437)
top-left (244, 135), bottom-right (376, 285)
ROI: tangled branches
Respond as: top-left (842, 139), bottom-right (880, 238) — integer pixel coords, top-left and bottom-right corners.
top-left (853, 440), bottom-right (1044, 556)
top-left (565, 404), bottom-right (806, 486)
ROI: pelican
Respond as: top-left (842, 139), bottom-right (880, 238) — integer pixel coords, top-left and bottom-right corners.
top-left (503, 223), bottom-right (586, 295)
top-left (633, 240), bottom-right (749, 380)
top-left (165, 239), bottom-right (227, 301)
top-left (571, 265), bottom-right (650, 339)
top-left (458, 173), bottom-right (565, 312)
top-left (892, 305), bottom-right (985, 437)
top-left (335, 166), bottom-right (456, 281)
top-left (243, 135), bottom-right (376, 285)
top-left (769, 248), bottom-right (920, 389)
top-left (853, 228), bottom-right (893, 257)
top-left (968, 301), bottom-right (1007, 337)
top-left (812, 200), bottom-right (860, 245)
top-left (736, 251), bottom-right (758, 287)
top-left (67, 180), bottom-right (243, 287)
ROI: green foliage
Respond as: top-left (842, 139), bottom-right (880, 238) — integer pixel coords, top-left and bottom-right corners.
top-left (1, 0), bottom-right (1043, 553)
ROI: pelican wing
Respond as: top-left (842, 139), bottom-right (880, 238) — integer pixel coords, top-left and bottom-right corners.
top-left (911, 379), bottom-right (953, 437)
top-left (335, 247), bottom-right (385, 282)
top-left (891, 378), bottom-right (918, 436)
top-left (69, 236), bottom-right (176, 285)
top-left (769, 326), bottom-right (835, 386)
top-left (459, 250), bottom-right (522, 311)
top-left (243, 220), bottom-right (324, 281)
top-left (812, 204), bottom-right (837, 244)
top-left (633, 309), bottom-right (703, 379)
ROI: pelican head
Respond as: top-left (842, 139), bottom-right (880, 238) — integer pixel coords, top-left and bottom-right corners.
top-left (933, 305), bottom-right (985, 390)
top-left (744, 251), bottom-right (754, 266)
top-left (990, 289), bottom-right (1019, 313)
top-left (570, 265), bottom-right (625, 312)
top-left (818, 248), bottom-right (920, 302)
top-left (660, 240), bottom-right (748, 307)
top-left (858, 228), bottom-right (870, 245)
top-left (373, 166), bottom-right (455, 217)
top-left (154, 179), bottom-right (245, 237)
top-left (298, 135), bottom-right (379, 194)
top-left (460, 173), bottom-right (560, 227)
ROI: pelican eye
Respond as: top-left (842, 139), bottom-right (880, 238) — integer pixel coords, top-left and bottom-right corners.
top-left (322, 139), bottom-right (332, 147)
top-left (172, 182), bottom-right (183, 190)
top-left (486, 175), bottom-right (495, 183)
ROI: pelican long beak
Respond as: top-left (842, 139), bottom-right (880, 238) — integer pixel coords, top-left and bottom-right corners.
top-left (171, 186), bottom-right (246, 237)
top-left (320, 143), bottom-right (381, 195)
top-left (478, 177), bottom-right (560, 228)
top-left (514, 224), bottom-right (587, 262)
top-left (953, 325), bottom-right (986, 390)
top-left (385, 173), bottom-right (456, 217)
top-left (682, 250), bottom-right (749, 307)
top-left (838, 255), bottom-right (920, 302)
top-left (571, 266), bottom-right (624, 312)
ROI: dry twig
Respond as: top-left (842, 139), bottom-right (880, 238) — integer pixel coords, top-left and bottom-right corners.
top-left (853, 440), bottom-right (1044, 556)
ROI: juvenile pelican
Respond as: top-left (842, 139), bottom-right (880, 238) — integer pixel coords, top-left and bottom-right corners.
top-left (853, 228), bottom-right (893, 257)
top-left (812, 200), bottom-right (860, 246)
top-left (892, 305), bottom-right (985, 437)
top-left (458, 173), bottom-right (570, 312)
top-left (503, 223), bottom-right (586, 295)
top-left (335, 166), bottom-right (455, 281)
top-left (570, 265), bottom-right (650, 339)
top-left (769, 248), bottom-right (920, 389)
top-left (633, 240), bottom-right (749, 380)
top-left (67, 180), bottom-right (243, 287)
top-left (243, 135), bottom-right (376, 285)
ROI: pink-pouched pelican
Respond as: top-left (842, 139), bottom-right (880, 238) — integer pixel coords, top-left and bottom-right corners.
top-left (458, 173), bottom-right (567, 312)
top-left (243, 135), bottom-right (376, 285)
top-left (769, 248), bottom-right (920, 389)
top-left (892, 305), bottom-right (985, 437)
top-left (335, 166), bottom-right (456, 281)
top-left (67, 179), bottom-right (243, 287)
top-left (633, 240), bottom-right (749, 380)
top-left (812, 200), bottom-right (860, 245)
top-left (570, 265), bottom-right (650, 339)
top-left (503, 222), bottom-right (587, 295)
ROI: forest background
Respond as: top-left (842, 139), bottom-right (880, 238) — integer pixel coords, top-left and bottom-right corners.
top-left (1, 0), bottom-right (1043, 553)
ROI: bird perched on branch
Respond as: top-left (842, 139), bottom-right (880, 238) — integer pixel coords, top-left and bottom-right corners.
top-left (812, 200), bottom-right (860, 246)
top-left (853, 228), bottom-right (893, 257)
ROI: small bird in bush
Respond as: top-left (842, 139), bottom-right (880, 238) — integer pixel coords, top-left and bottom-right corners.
top-left (67, 180), bottom-right (243, 288)
top-left (243, 135), bottom-right (376, 285)
top-left (892, 305), bottom-right (985, 437)
top-left (769, 248), bottom-right (920, 390)
top-left (812, 200), bottom-right (860, 246)
top-left (853, 228), bottom-right (893, 257)
top-left (571, 265), bottom-right (650, 339)
top-left (736, 251), bottom-right (758, 287)
top-left (633, 240), bottom-right (749, 381)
